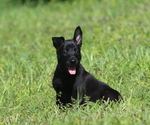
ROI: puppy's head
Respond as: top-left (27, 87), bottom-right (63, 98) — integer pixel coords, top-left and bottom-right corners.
top-left (52, 26), bottom-right (82, 75)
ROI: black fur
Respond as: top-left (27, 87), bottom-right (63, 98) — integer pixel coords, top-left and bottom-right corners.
top-left (52, 26), bottom-right (121, 106)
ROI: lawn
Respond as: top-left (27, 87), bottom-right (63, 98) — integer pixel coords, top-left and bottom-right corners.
top-left (0, 0), bottom-right (150, 124)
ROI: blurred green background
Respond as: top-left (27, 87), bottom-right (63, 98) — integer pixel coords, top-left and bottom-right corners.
top-left (0, 0), bottom-right (150, 124)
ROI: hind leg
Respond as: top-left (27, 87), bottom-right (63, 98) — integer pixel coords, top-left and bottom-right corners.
top-left (102, 88), bottom-right (122, 102)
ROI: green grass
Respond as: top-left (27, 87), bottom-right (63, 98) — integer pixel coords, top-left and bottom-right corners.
top-left (0, 0), bottom-right (150, 124)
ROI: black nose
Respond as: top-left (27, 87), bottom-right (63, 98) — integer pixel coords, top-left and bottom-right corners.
top-left (70, 57), bottom-right (76, 64)
top-left (70, 59), bottom-right (76, 64)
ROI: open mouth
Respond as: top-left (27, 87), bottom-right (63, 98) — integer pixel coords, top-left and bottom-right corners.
top-left (68, 66), bottom-right (76, 75)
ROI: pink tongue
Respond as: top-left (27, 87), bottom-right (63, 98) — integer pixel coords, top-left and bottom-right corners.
top-left (68, 69), bottom-right (76, 75)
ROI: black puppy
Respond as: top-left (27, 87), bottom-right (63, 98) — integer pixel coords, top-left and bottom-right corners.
top-left (52, 26), bottom-right (121, 106)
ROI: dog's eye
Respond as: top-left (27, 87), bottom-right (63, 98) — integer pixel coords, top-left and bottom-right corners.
top-left (63, 50), bottom-right (67, 55)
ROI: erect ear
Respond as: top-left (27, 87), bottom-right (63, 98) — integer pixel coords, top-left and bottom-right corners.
top-left (73, 26), bottom-right (82, 47)
top-left (52, 37), bottom-right (65, 49)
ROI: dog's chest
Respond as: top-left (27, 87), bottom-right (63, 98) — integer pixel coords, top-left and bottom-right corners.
top-left (61, 76), bottom-right (76, 87)
top-left (53, 74), bottom-right (76, 88)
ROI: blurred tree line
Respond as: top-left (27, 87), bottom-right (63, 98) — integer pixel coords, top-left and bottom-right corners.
top-left (4, 0), bottom-right (101, 6)
top-left (20, 0), bottom-right (51, 4)
top-left (7, 0), bottom-right (71, 4)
